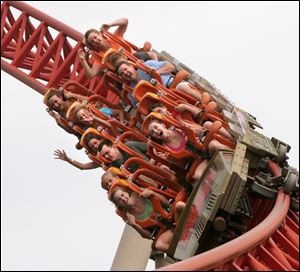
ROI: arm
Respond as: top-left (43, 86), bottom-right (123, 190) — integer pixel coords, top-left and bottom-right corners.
top-left (101, 18), bottom-right (128, 37)
top-left (156, 61), bottom-right (175, 75)
top-left (126, 213), bottom-right (152, 239)
top-left (111, 108), bottom-right (125, 124)
top-left (48, 110), bottom-right (80, 136)
top-left (64, 91), bottom-right (88, 102)
top-left (140, 189), bottom-right (169, 207)
top-left (77, 49), bottom-right (102, 79)
top-left (148, 51), bottom-right (158, 61)
top-left (175, 103), bottom-right (202, 120)
top-left (93, 116), bottom-right (118, 137)
top-left (181, 121), bottom-right (204, 136)
top-left (54, 149), bottom-right (101, 170)
top-left (137, 174), bottom-right (159, 188)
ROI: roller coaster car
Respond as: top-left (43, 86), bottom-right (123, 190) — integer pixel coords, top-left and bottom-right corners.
top-left (165, 106), bottom-right (299, 261)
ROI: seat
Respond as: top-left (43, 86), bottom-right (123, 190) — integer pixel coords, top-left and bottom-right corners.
top-left (63, 81), bottom-right (94, 97)
top-left (101, 48), bottom-right (119, 71)
top-left (123, 157), bottom-right (182, 193)
top-left (47, 109), bottom-right (84, 138)
top-left (198, 101), bottom-right (228, 128)
top-left (133, 80), bottom-right (187, 105)
top-left (169, 70), bottom-right (190, 89)
top-left (87, 94), bottom-right (123, 111)
top-left (101, 29), bottom-right (134, 53)
top-left (107, 166), bottom-right (177, 198)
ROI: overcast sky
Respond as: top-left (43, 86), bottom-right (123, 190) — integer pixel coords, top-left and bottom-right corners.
top-left (1, 1), bottom-right (299, 271)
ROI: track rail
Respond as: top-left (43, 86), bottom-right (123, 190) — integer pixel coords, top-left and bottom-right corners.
top-left (157, 191), bottom-right (299, 271)
top-left (1, 1), bottom-right (117, 102)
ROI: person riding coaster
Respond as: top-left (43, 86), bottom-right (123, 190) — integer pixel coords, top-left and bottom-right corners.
top-left (108, 179), bottom-right (188, 252)
top-left (142, 112), bottom-right (236, 183)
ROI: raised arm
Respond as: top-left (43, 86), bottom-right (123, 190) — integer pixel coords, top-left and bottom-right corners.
top-left (54, 149), bottom-right (101, 170)
top-left (101, 18), bottom-right (128, 37)
top-left (63, 90), bottom-right (88, 102)
top-left (175, 103), bottom-right (202, 120)
top-left (93, 116), bottom-right (119, 137)
top-left (111, 108), bottom-right (125, 124)
top-left (77, 49), bottom-right (102, 79)
top-left (139, 189), bottom-right (169, 207)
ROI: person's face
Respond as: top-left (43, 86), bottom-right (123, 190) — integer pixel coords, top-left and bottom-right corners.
top-left (76, 108), bottom-right (93, 125)
top-left (48, 95), bottom-right (64, 112)
top-left (100, 145), bottom-right (120, 162)
top-left (118, 64), bottom-right (137, 81)
top-left (148, 121), bottom-right (167, 140)
top-left (101, 173), bottom-right (117, 191)
top-left (113, 189), bottom-right (131, 208)
top-left (87, 32), bottom-right (108, 51)
top-left (87, 138), bottom-right (101, 152)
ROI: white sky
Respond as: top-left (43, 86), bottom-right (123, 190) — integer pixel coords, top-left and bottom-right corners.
top-left (1, 1), bottom-right (299, 271)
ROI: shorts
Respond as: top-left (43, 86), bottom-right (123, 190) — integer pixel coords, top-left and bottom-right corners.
top-left (175, 81), bottom-right (193, 89)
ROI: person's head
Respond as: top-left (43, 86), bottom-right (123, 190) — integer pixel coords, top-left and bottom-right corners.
top-left (44, 88), bottom-right (64, 113)
top-left (147, 120), bottom-right (168, 140)
top-left (98, 139), bottom-right (122, 162)
top-left (116, 61), bottom-right (138, 82)
top-left (84, 28), bottom-right (110, 51)
top-left (109, 52), bottom-right (126, 70)
top-left (148, 102), bottom-right (168, 115)
top-left (84, 133), bottom-right (102, 153)
top-left (73, 104), bottom-right (93, 125)
top-left (110, 186), bottom-right (133, 210)
top-left (101, 171), bottom-right (119, 191)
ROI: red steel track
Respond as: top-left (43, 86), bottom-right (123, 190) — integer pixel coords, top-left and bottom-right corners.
top-left (1, 1), bottom-right (118, 103)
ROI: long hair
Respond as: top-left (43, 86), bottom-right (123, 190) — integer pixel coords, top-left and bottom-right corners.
top-left (84, 133), bottom-right (102, 154)
top-left (110, 186), bottom-right (131, 212)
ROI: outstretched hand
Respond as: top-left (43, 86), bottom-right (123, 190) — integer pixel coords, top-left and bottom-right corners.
top-left (101, 23), bottom-right (111, 31)
top-left (54, 149), bottom-right (70, 162)
top-left (48, 110), bottom-right (61, 124)
top-left (77, 49), bottom-right (85, 60)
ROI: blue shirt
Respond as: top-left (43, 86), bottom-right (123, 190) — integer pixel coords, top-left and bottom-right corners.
top-left (99, 107), bottom-right (113, 118)
top-left (130, 60), bottom-right (174, 89)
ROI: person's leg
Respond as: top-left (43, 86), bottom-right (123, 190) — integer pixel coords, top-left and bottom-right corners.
top-left (176, 82), bottom-right (203, 102)
top-left (203, 121), bottom-right (234, 141)
top-left (208, 139), bottom-right (230, 156)
top-left (192, 159), bottom-right (209, 181)
top-left (175, 201), bottom-right (186, 222)
top-left (154, 229), bottom-right (173, 252)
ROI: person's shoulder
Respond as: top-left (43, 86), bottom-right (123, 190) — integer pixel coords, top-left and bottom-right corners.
top-left (145, 60), bottom-right (163, 65)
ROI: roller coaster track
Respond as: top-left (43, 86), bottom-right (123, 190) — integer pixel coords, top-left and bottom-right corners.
top-left (1, 1), bottom-right (118, 103)
top-left (157, 191), bottom-right (299, 271)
